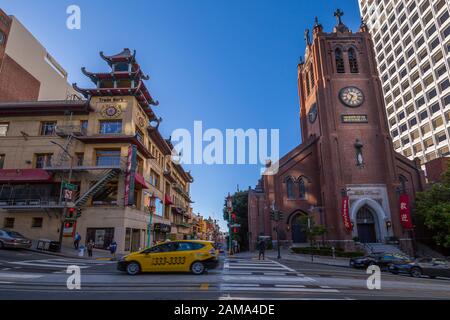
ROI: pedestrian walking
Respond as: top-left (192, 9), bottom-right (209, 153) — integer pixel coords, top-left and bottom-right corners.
top-left (108, 239), bottom-right (118, 260)
top-left (87, 240), bottom-right (95, 258)
top-left (74, 232), bottom-right (81, 250)
top-left (258, 239), bottom-right (266, 260)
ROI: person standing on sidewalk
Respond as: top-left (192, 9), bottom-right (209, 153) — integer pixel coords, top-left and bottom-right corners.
top-left (258, 239), bottom-right (266, 260)
top-left (108, 240), bottom-right (118, 260)
top-left (86, 240), bottom-right (95, 258)
top-left (74, 232), bottom-right (81, 250)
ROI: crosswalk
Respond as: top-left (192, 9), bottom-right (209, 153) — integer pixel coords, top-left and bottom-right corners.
top-left (5, 258), bottom-right (114, 272)
top-left (219, 257), bottom-right (341, 299)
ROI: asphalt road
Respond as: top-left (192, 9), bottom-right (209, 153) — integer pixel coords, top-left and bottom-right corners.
top-left (0, 249), bottom-right (449, 300)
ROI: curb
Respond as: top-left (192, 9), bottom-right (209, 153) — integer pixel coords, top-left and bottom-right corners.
top-left (23, 248), bottom-right (115, 261)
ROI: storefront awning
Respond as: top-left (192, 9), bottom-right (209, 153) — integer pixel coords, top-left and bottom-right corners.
top-left (135, 173), bottom-right (150, 189)
top-left (165, 194), bottom-right (173, 206)
top-left (0, 169), bottom-right (53, 183)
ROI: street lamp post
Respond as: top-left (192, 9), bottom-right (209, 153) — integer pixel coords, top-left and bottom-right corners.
top-left (226, 193), bottom-right (233, 256)
top-left (51, 140), bottom-right (73, 253)
top-left (147, 193), bottom-right (157, 248)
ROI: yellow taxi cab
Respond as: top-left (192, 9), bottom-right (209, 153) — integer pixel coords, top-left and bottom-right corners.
top-left (117, 240), bottom-right (219, 275)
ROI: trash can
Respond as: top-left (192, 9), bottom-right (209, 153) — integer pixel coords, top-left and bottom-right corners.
top-left (78, 246), bottom-right (85, 257)
top-left (49, 241), bottom-right (61, 253)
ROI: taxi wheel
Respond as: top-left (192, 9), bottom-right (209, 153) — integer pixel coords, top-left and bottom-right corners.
top-left (190, 261), bottom-right (205, 275)
top-left (126, 262), bottom-right (141, 276)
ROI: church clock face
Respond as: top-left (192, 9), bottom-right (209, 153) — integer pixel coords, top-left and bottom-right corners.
top-left (308, 104), bottom-right (318, 124)
top-left (339, 86), bottom-right (364, 108)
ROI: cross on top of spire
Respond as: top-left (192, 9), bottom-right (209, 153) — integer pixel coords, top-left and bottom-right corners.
top-left (334, 9), bottom-right (344, 25)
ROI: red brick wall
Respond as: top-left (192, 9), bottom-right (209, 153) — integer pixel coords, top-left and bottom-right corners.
top-left (425, 157), bottom-right (450, 184)
top-left (0, 54), bottom-right (40, 102)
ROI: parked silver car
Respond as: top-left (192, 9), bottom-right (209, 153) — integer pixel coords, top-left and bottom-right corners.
top-left (0, 229), bottom-right (32, 249)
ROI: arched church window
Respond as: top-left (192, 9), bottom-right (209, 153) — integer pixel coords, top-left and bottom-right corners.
top-left (309, 65), bottom-right (315, 88)
top-left (348, 48), bottom-right (359, 73)
top-left (299, 178), bottom-right (307, 199)
top-left (399, 175), bottom-right (408, 194)
top-left (286, 178), bottom-right (295, 199)
top-left (335, 48), bottom-right (345, 73)
top-left (305, 73), bottom-right (311, 96)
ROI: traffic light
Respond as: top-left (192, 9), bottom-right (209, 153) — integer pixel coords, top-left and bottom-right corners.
top-left (233, 227), bottom-right (238, 234)
top-left (231, 213), bottom-right (237, 222)
top-left (76, 208), bottom-right (82, 218)
top-left (68, 208), bottom-right (75, 218)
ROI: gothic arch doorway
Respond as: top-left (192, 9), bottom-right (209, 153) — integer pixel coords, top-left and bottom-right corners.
top-left (291, 213), bottom-right (308, 244)
top-left (356, 206), bottom-right (377, 243)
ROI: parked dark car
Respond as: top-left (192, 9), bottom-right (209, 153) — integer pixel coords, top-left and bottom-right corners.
top-left (0, 229), bottom-right (32, 249)
top-left (389, 258), bottom-right (450, 279)
top-left (350, 253), bottom-right (411, 270)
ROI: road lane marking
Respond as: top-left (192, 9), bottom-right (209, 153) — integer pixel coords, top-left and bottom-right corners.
top-left (0, 273), bottom-right (43, 279)
top-left (200, 283), bottom-right (209, 290)
top-left (222, 275), bottom-right (316, 282)
top-left (220, 287), bottom-right (340, 293)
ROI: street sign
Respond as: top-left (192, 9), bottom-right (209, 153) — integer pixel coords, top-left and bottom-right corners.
top-left (63, 182), bottom-right (78, 191)
top-left (64, 189), bottom-right (74, 200)
top-left (230, 224), bottom-right (241, 228)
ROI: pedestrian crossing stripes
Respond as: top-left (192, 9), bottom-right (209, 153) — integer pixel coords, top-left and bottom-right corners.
top-left (8, 258), bottom-right (114, 270)
top-left (220, 257), bottom-right (340, 298)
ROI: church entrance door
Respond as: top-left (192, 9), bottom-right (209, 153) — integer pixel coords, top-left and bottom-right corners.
top-left (356, 206), bottom-right (377, 243)
top-left (291, 215), bottom-right (307, 244)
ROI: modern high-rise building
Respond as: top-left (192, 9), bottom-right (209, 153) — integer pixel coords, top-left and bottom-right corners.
top-left (359, 0), bottom-right (450, 167)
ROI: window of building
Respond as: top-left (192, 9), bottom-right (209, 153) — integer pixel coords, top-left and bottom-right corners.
top-left (424, 137), bottom-right (434, 148)
top-left (75, 153), bottom-right (84, 166)
top-left (439, 79), bottom-right (450, 92)
top-left (0, 154), bottom-right (4, 169)
top-left (31, 218), bottom-right (43, 228)
top-left (409, 117), bottom-right (418, 127)
top-left (432, 116), bottom-right (444, 129)
top-left (35, 154), bottom-right (53, 169)
top-left (402, 137), bottom-right (410, 146)
top-left (436, 64), bottom-right (447, 78)
top-left (95, 150), bottom-right (121, 167)
top-left (0, 123), bottom-right (9, 136)
top-left (400, 124), bottom-right (408, 133)
top-left (393, 139), bottom-right (401, 149)
top-left (416, 97), bottom-right (425, 108)
top-left (40, 122), bottom-right (56, 136)
top-left (411, 129), bottom-right (420, 141)
top-left (3, 217), bottom-right (14, 229)
top-left (427, 24), bottom-right (437, 37)
top-left (135, 127), bottom-right (144, 143)
top-left (299, 179), bottom-right (306, 199)
top-left (435, 131), bottom-right (447, 144)
top-left (309, 65), bottom-right (315, 88)
top-left (348, 48), bottom-right (359, 73)
top-left (421, 123), bottom-right (431, 135)
top-left (99, 120), bottom-right (122, 134)
top-left (286, 178), bottom-right (295, 199)
top-left (335, 48), bottom-right (345, 73)
top-left (427, 89), bottom-right (437, 100)
top-left (391, 129), bottom-right (399, 138)
top-left (413, 143), bottom-right (423, 154)
top-left (81, 120), bottom-right (88, 133)
top-left (430, 103), bottom-right (441, 115)
top-left (439, 146), bottom-right (450, 156)
top-left (439, 11), bottom-right (449, 25)
top-left (419, 110), bottom-right (428, 121)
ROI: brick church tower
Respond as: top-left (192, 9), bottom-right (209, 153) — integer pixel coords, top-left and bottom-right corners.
top-left (248, 11), bottom-right (425, 255)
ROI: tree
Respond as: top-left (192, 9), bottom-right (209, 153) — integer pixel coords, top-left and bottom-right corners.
top-left (223, 190), bottom-right (249, 251)
top-left (415, 166), bottom-right (450, 248)
top-left (298, 216), bottom-right (327, 248)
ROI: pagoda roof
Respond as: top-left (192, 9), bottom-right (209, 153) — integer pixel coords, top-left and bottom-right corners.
top-left (100, 48), bottom-right (136, 66)
top-left (81, 66), bottom-right (150, 82)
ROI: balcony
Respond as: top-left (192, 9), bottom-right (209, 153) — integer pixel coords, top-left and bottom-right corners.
top-left (44, 156), bottom-right (127, 173)
top-left (0, 198), bottom-right (65, 210)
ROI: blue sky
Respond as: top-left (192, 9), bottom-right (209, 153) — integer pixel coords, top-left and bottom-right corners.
top-left (2, 0), bottom-right (361, 230)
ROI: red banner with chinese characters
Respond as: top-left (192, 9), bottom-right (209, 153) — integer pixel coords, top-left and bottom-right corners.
top-left (341, 196), bottom-right (352, 231)
top-left (399, 194), bottom-right (413, 229)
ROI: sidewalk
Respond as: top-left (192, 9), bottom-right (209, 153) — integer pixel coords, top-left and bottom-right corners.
top-left (25, 240), bottom-right (123, 261)
top-left (231, 249), bottom-right (351, 268)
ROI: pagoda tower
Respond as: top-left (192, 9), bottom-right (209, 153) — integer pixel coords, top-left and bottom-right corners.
top-left (73, 48), bottom-right (159, 120)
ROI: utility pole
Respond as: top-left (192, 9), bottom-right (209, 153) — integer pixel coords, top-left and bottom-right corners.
top-left (270, 201), bottom-right (283, 260)
top-left (52, 141), bottom-right (74, 252)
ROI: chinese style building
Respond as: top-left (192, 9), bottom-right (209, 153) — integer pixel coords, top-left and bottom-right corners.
top-left (0, 49), bottom-right (194, 253)
top-left (248, 12), bottom-right (425, 256)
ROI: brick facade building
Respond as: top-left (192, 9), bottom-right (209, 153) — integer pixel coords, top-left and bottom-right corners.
top-left (248, 13), bottom-right (425, 256)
